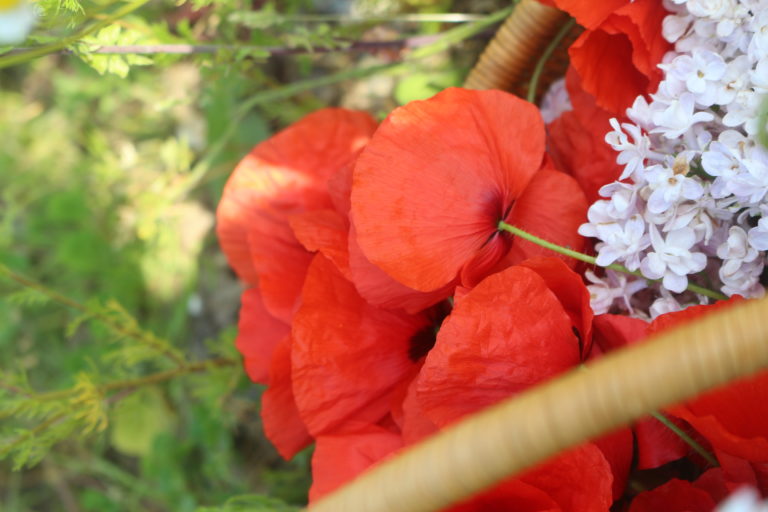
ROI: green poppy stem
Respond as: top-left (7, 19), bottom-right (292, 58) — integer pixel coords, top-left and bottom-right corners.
top-left (496, 221), bottom-right (728, 301)
top-left (651, 412), bottom-right (719, 467)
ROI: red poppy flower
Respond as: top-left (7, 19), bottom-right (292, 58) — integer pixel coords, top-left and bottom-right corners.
top-left (416, 260), bottom-right (586, 425)
top-left (411, 260), bottom-right (625, 509)
top-left (553, 0), bottom-right (671, 114)
top-left (216, 108), bottom-right (377, 321)
top-left (260, 335), bottom-right (312, 459)
top-left (235, 287), bottom-right (289, 384)
top-left (351, 87), bottom-right (587, 294)
top-left (290, 253), bottom-right (448, 438)
top-left (547, 67), bottom-right (624, 203)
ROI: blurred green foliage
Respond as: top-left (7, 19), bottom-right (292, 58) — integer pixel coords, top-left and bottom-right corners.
top-left (0, 0), bottom-right (493, 509)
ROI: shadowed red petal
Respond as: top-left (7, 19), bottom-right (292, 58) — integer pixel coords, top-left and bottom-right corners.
top-left (291, 254), bottom-right (430, 436)
top-left (519, 257), bottom-right (594, 358)
top-left (235, 288), bottom-right (290, 384)
top-left (628, 478), bottom-right (717, 512)
top-left (261, 335), bottom-right (312, 460)
top-left (592, 428), bottom-right (634, 500)
top-left (247, 222), bottom-right (313, 322)
top-left (547, 68), bottom-right (623, 203)
top-left (503, 169), bottom-right (588, 268)
top-left (417, 265), bottom-right (580, 426)
top-left (352, 88), bottom-right (545, 292)
top-left (216, 108), bottom-right (377, 316)
top-left (309, 422), bottom-right (403, 503)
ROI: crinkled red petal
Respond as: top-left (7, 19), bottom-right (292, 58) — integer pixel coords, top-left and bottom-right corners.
top-left (417, 265), bottom-right (580, 427)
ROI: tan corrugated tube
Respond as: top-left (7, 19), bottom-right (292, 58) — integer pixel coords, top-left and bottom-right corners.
top-left (464, 0), bottom-right (569, 91)
top-left (306, 297), bottom-right (768, 512)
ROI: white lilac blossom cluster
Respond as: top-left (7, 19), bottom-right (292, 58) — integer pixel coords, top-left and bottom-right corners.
top-left (716, 488), bottom-right (768, 512)
top-left (578, 0), bottom-right (768, 318)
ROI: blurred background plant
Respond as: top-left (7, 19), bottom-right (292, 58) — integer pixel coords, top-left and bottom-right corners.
top-left (0, 0), bottom-right (510, 509)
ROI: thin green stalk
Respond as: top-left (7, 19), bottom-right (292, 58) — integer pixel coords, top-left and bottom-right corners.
top-left (527, 18), bottom-right (576, 103)
top-left (0, 0), bottom-right (153, 70)
top-left (171, 4), bottom-right (517, 200)
top-left (651, 411), bottom-right (719, 467)
top-left (0, 263), bottom-right (186, 366)
top-left (497, 221), bottom-right (728, 301)
top-left (8, 357), bottom-right (236, 402)
top-left (247, 13), bottom-right (486, 23)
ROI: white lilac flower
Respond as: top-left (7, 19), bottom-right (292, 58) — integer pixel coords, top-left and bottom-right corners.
top-left (540, 78), bottom-right (572, 124)
top-left (605, 119), bottom-right (660, 181)
top-left (574, 0), bottom-right (768, 316)
top-left (667, 49), bottom-right (726, 103)
top-left (717, 226), bottom-right (759, 265)
top-left (716, 487), bottom-right (768, 512)
top-left (649, 295), bottom-right (683, 319)
top-left (585, 270), bottom-right (646, 315)
top-left (0, 0), bottom-right (35, 44)
top-left (644, 160), bottom-right (705, 214)
top-left (581, 214), bottom-right (650, 271)
top-left (748, 216), bottom-right (768, 250)
top-left (651, 93), bottom-right (715, 139)
top-left (640, 225), bottom-right (707, 293)
top-left (719, 257), bottom-right (764, 297)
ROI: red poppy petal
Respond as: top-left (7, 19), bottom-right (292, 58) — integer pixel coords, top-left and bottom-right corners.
top-left (547, 68), bottom-right (623, 203)
top-left (289, 208), bottom-right (351, 278)
top-left (520, 443), bottom-right (614, 512)
top-left (553, 0), bottom-right (628, 29)
top-left (348, 224), bottom-right (454, 313)
top-left (519, 257), bottom-right (594, 359)
top-left (248, 223), bottom-right (313, 322)
top-left (570, 29), bottom-right (649, 114)
top-left (235, 288), bottom-right (290, 384)
top-left (448, 480), bottom-right (559, 512)
top-left (628, 478), bottom-right (717, 512)
top-left (592, 428), bottom-right (634, 500)
top-left (569, 0), bottom-right (670, 114)
top-left (261, 335), bottom-right (312, 460)
top-left (504, 169), bottom-right (588, 268)
top-left (217, 107), bottom-right (376, 292)
top-left (675, 370), bottom-right (768, 462)
top-left (352, 88), bottom-right (545, 292)
top-left (592, 313), bottom-right (648, 353)
top-left (309, 422), bottom-right (403, 503)
top-left (633, 415), bottom-right (689, 470)
top-left (291, 254), bottom-right (428, 436)
top-left (417, 265), bottom-right (580, 426)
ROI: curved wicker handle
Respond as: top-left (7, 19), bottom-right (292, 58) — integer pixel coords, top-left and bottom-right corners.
top-left (464, 0), bottom-right (569, 92)
top-left (307, 297), bottom-right (768, 512)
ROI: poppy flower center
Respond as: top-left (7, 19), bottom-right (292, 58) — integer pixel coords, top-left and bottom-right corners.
top-left (407, 299), bottom-right (452, 362)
